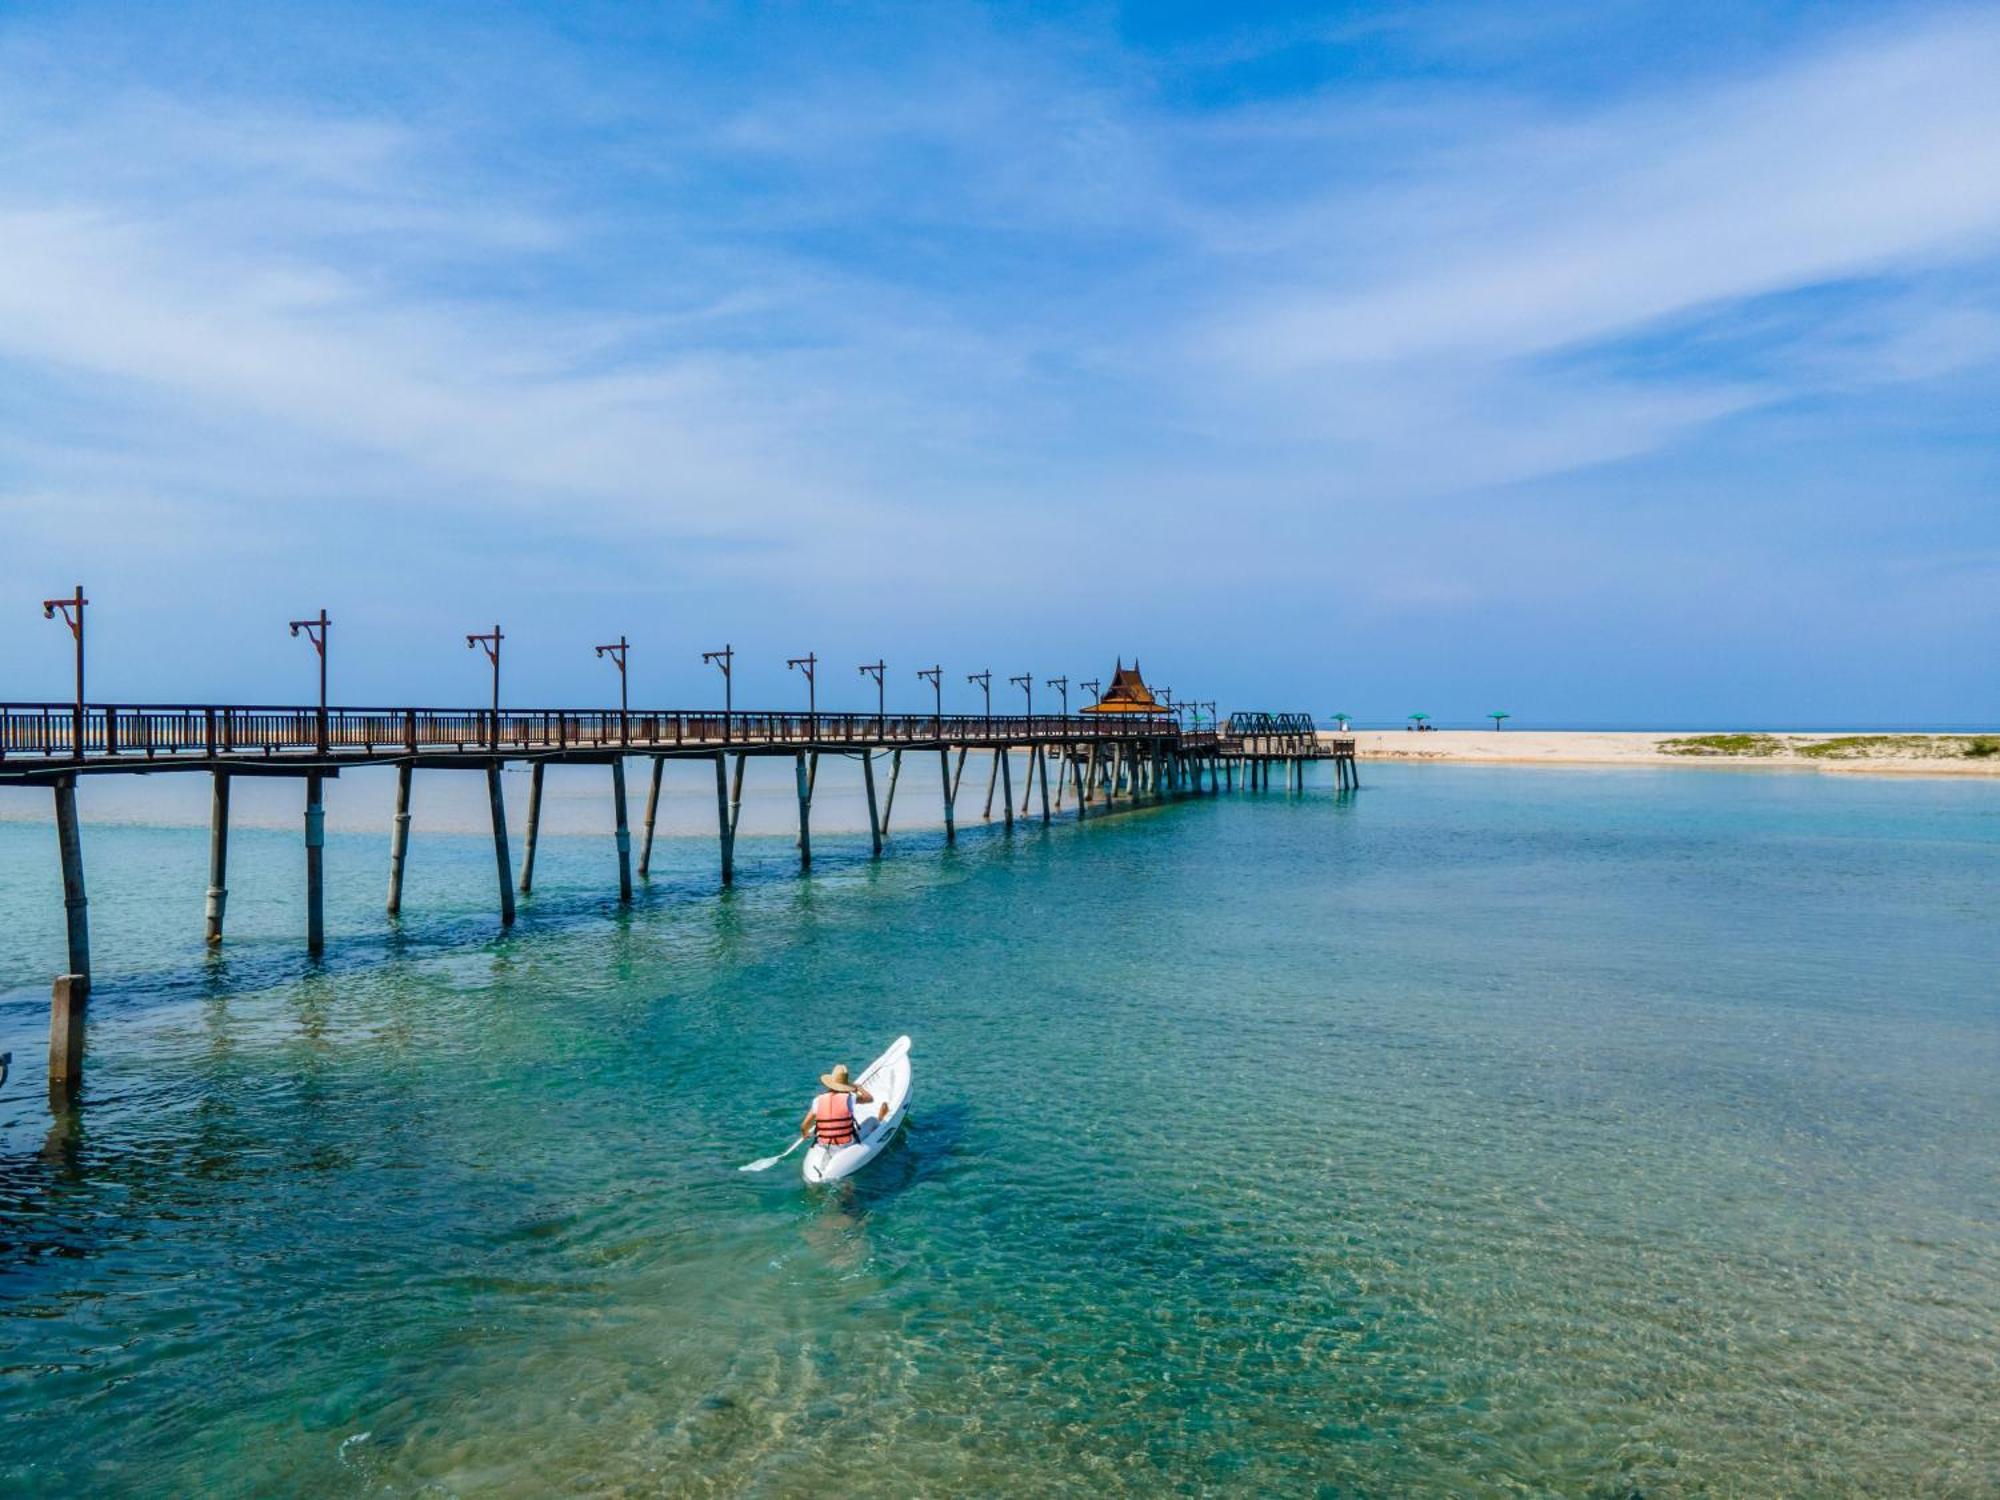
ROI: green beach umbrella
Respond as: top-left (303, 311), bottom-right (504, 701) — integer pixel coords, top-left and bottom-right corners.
top-left (1408, 713), bottom-right (1429, 723)
top-left (1489, 711), bottom-right (1510, 731)
top-left (1331, 711), bottom-right (1352, 728)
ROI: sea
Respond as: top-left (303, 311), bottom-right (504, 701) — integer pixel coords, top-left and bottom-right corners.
top-left (2, 758), bottom-right (1996, 1496)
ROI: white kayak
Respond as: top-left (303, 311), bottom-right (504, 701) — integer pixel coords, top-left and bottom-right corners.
top-left (804, 1035), bottom-right (912, 1185)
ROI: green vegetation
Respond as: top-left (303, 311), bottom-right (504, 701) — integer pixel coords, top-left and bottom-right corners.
top-left (1657, 733), bottom-right (1785, 757)
top-left (1795, 735), bottom-right (1918, 759)
top-left (1659, 733), bottom-right (2000, 761)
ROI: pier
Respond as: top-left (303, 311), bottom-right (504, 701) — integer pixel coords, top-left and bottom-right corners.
top-left (4, 646), bottom-right (1354, 1095)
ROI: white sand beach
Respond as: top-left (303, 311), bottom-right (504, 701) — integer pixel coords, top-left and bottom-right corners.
top-left (1338, 730), bottom-right (2000, 777)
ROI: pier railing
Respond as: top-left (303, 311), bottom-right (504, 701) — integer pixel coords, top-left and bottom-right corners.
top-left (0, 702), bottom-right (1183, 764)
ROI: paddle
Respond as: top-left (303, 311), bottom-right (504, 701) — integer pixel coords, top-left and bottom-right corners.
top-left (739, 1133), bottom-right (807, 1173)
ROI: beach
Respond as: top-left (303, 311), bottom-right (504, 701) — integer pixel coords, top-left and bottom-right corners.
top-left (1341, 729), bottom-right (2000, 776)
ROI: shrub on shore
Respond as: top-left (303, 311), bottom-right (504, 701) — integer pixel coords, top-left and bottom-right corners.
top-left (1657, 734), bottom-right (1784, 757)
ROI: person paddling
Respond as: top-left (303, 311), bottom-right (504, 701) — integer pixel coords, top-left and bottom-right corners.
top-left (802, 1062), bottom-right (887, 1149)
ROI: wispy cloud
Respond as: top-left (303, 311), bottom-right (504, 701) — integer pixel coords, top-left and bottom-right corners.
top-left (0, 2), bottom-right (1995, 716)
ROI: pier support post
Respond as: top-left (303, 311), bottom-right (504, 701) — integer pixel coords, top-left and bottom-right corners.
top-left (1036, 744), bottom-right (1051, 823)
top-left (863, 751), bottom-right (882, 857)
top-left (729, 753), bottom-right (747, 880)
top-left (713, 751), bottom-right (736, 885)
top-left (881, 749), bottom-right (902, 837)
top-left (983, 748), bottom-right (1002, 820)
top-left (487, 763), bottom-right (516, 926)
top-left (639, 757), bottom-right (665, 877)
top-left (387, 764), bottom-right (413, 916)
top-left (612, 758), bottom-right (633, 903)
top-left (520, 761), bottom-right (545, 894)
top-left (1077, 746), bottom-right (1094, 822)
top-left (795, 751), bottom-right (812, 871)
top-left (49, 973), bottom-right (87, 1102)
top-left (951, 746), bottom-right (968, 804)
top-left (304, 773), bottom-right (326, 956)
top-left (939, 748), bottom-right (957, 841)
top-left (52, 777), bottom-right (90, 987)
top-left (204, 771), bottom-right (230, 945)
top-left (999, 747), bottom-right (1015, 830)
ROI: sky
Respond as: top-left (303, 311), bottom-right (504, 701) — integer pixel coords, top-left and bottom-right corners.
top-left (2, 0), bottom-right (1996, 726)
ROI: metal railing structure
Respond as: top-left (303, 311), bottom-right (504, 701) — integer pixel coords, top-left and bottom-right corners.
top-left (0, 703), bottom-right (1182, 771)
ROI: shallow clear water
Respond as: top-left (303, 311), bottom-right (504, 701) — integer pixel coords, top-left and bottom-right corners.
top-left (2, 764), bottom-right (1997, 1496)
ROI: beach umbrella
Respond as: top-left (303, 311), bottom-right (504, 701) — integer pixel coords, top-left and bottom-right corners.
top-left (1408, 713), bottom-right (1428, 723)
top-left (1331, 711), bottom-right (1352, 729)
top-left (1489, 711), bottom-right (1510, 732)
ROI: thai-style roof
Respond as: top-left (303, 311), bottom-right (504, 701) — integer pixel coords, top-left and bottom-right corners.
top-left (1081, 659), bottom-right (1164, 714)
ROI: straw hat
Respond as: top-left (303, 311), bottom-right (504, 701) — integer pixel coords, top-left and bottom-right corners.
top-left (820, 1063), bottom-right (858, 1093)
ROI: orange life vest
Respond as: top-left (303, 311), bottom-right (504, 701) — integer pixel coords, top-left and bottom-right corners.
top-left (813, 1091), bottom-right (857, 1147)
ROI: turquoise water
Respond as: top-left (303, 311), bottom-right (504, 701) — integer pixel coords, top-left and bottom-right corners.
top-left (3, 764), bottom-right (1997, 1496)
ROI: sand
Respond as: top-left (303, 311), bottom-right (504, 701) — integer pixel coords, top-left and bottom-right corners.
top-left (1334, 730), bottom-right (2000, 777)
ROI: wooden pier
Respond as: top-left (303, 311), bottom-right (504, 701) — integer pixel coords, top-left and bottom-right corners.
top-left (2, 696), bottom-right (1355, 1096)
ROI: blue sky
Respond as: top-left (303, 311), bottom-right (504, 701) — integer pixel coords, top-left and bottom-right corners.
top-left (2, 0), bottom-right (1996, 724)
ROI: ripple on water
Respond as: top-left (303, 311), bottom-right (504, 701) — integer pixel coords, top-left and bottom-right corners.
top-left (1, 769), bottom-right (1998, 1495)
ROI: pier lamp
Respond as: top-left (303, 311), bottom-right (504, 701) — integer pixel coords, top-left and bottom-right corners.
top-left (466, 625), bottom-right (504, 749)
top-left (594, 634), bottom-right (630, 744)
top-left (701, 644), bottom-right (734, 743)
top-left (859, 660), bottom-right (886, 726)
top-left (966, 670), bottom-right (992, 731)
top-left (42, 583), bottom-right (87, 760)
top-left (288, 608), bottom-right (331, 754)
top-left (1010, 673), bottom-right (1033, 721)
top-left (787, 652), bottom-right (818, 732)
top-left (918, 665), bottom-right (943, 733)
top-left (1047, 676), bottom-right (1068, 717)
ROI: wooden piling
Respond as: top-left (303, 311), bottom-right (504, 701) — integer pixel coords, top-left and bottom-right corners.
top-left (983, 748), bottom-right (1002, 820)
top-left (939, 748), bottom-right (957, 842)
top-left (48, 973), bottom-right (87, 1102)
top-left (862, 751), bottom-right (882, 857)
top-left (52, 777), bottom-right (90, 986)
top-left (486, 762), bottom-right (516, 926)
top-left (999, 747), bottom-right (1015, 830)
top-left (611, 758), bottom-right (633, 903)
top-left (881, 748), bottom-right (902, 837)
top-left (638, 756), bottom-right (664, 877)
top-left (386, 763), bottom-right (412, 915)
top-left (204, 770), bottom-right (230, 945)
top-left (729, 753), bottom-right (747, 874)
top-left (304, 772), bottom-right (326, 955)
top-left (794, 751), bottom-right (812, 870)
top-left (519, 761), bottom-right (545, 894)
top-left (1036, 744), bottom-right (1051, 822)
top-left (713, 751), bottom-right (735, 885)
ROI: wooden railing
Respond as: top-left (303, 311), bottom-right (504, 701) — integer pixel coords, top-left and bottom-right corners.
top-left (0, 703), bottom-right (1183, 763)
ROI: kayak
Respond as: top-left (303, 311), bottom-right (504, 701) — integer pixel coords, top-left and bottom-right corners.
top-left (804, 1035), bottom-right (912, 1185)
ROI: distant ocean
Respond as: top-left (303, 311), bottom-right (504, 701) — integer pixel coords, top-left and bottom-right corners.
top-left (3, 762), bottom-right (1996, 1494)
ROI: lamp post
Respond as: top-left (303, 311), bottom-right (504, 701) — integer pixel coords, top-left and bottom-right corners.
top-left (918, 665), bottom-right (942, 734)
top-left (1010, 672), bottom-right (1033, 721)
top-left (787, 652), bottom-right (818, 734)
top-left (859, 659), bottom-right (885, 726)
top-left (967, 669), bottom-right (991, 731)
top-left (702, 643), bottom-right (733, 742)
top-left (595, 634), bottom-right (629, 744)
top-left (1047, 676), bottom-right (1068, 717)
top-left (465, 624), bottom-right (503, 750)
top-left (288, 608), bottom-right (331, 753)
top-left (42, 584), bottom-right (87, 759)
